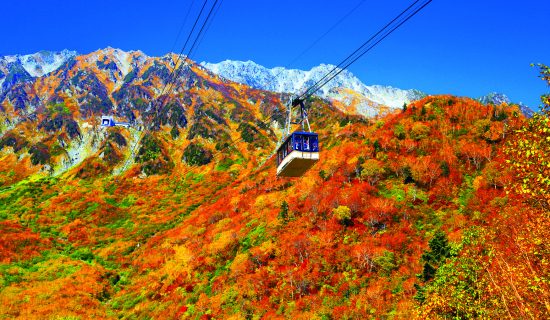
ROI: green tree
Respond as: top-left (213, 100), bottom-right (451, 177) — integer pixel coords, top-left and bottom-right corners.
top-left (415, 230), bottom-right (453, 303)
top-left (373, 139), bottom-right (381, 153)
top-left (393, 123), bottom-right (406, 140)
top-left (505, 64), bottom-right (550, 209)
top-left (278, 201), bottom-right (289, 225)
top-left (183, 143), bottom-right (213, 166)
top-left (360, 159), bottom-right (384, 186)
top-left (374, 250), bottom-right (397, 276)
top-left (423, 230), bottom-right (452, 267)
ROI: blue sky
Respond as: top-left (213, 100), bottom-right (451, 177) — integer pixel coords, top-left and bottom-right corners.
top-left (2, 0), bottom-right (549, 109)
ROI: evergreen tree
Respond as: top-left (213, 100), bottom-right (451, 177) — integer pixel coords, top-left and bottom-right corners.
top-left (278, 201), bottom-right (289, 225)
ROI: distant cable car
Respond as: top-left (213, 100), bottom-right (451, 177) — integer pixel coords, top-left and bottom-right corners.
top-left (101, 116), bottom-right (116, 127)
top-left (101, 115), bottom-right (130, 128)
top-left (276, 98), bottom-right (319, 177)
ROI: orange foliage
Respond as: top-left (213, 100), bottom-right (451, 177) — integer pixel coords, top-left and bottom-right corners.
top-left (1, 92), bottom-right (543, 319)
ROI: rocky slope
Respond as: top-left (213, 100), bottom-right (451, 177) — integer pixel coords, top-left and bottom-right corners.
top-left (202, 59), bottom-right (426, 113)
top-left (0, 48), bottom-right (296, 183)
top-left (479, 92), bottom-right (534, 117)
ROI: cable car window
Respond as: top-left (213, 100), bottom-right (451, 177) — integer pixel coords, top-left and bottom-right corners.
top-left (303, 136), bottom-right (310, 151)
top-left (311, 136), bottom-right (319, 152)
top-left (294, 135), bottom-right (303, 151)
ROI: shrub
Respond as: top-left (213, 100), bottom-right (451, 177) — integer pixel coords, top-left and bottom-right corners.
top-left (183, 143), bottom-right (213, 166)
top-left (411, 122), bottom-right (430, 140)
top-left (29, 143), bottom-right (51, 165)
top-left (360, 159), bottom-right (384, 185)
top-left (136, 134), bottom-right (161, 163)
top-left (333, 205), bottom-right (352, 225)
top-left (393, 123), bottom-right (406, 139)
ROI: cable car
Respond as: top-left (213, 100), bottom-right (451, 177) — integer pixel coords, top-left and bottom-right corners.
top-left (101, 116), bottom-right (116, 127)
top-left (276, 98), bottom-right (319, 177)
top-left (101, 116), bottom-right (130, 128)
top-left (277, 131), bottom-right (319, 177)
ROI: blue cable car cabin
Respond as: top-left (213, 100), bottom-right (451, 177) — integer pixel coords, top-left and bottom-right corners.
top-left (101, 116), bottom-right (130, 128)
top-left (101, 116), bottom-right (116, 127)
top-left (276, 131), bottom-right (319, 177)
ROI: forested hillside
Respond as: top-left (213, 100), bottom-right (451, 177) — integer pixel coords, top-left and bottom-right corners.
top-left (0, 54), bottom-right (548, 319)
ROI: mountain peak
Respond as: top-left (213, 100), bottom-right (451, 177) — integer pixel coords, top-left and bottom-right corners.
top-left (201, 59), bottom-right (425, 113)
top-left (1, 50), bottom-right (78, 77)
top-left (479, 92), bottom-right (534, 117)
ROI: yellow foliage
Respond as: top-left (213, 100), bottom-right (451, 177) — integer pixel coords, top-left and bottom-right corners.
top-left (254, 194), bottom-right (269, 211)
top-left (361, 159), bottom-right (384, 185)
top-left (209, 230), bottom-right (237, 253)
top-left (411, 122), bottom-right (431, 140)
top-left (472, 175), bottom-right (486, 191)
top-left (230, 253), bottom-right (249, 277)
top-left (258, 239), bottom-right (278, 258)
top-left (333, 205), bottom-right (352, 223)
top-left (158, 245), bottom-right (194, 280)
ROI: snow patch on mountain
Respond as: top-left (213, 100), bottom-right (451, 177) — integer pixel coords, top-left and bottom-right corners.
top-left (479, 92), bottom-right (534, 117)
top-left (479, 92), bottom-right (512, 106)
top-left (4, 56), bottom-right (17, 64)
top-left (5, 50), bottom-right (78, 77)
top-left (108, 48), bottom-right (132, 77)
top-left (201, 60), bottom-right (425, 110)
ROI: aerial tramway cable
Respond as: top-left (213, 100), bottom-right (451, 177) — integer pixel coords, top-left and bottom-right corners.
top-left (294, 0), bottom-right (432, 104)
top-left (172, 0), bottom-right (434, 184)
top-left (312, 1), bottom-right (433, 97)
top-left (153, 0), bottom-right (213, 118)
top-left (193, 0), bottom-right (225, 57)
top-left (270, 0), bottom-right (368, 82)
top-left (119, 0), bottom-right (221, 173)
top-left (159, 0), bottom-right (221, 108)
top-left (168, 0), bottom-right (197, 60)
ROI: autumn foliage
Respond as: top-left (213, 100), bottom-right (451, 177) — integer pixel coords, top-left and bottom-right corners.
top-left (0, 62), bottom-right (549, 319)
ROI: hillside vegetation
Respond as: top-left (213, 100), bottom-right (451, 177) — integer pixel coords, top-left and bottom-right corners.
top-left (0, 54), bottom-right (548, 319)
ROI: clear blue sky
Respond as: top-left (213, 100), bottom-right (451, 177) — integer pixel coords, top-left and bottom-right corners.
top-left (2, 0), bottom-right (549, 109)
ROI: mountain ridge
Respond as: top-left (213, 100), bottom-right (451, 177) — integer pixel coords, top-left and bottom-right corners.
top-left (0, 49), bottom-right (77, 78)
top-left (0, 48), bottom-right (532, 117)
top-left (478, 92), bottom-right (534, 117)
top-left (201, 59), bottom-right (426, 113)
top-left (0, 47), bottom-right (298, 180)
top-left (0, 48), bottom-right (536, 180)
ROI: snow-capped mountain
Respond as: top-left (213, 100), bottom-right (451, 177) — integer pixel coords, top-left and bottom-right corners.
top-left (479, 92), bottom-right (534, 117)
top-left (201, 60), bottom-right (425, 111)
top-left (479, 92), bottom-right (511, 106)
top-left (1, 50), bottom-right (77, 77)
top-left (0, 49), bottom-right (533, 118)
